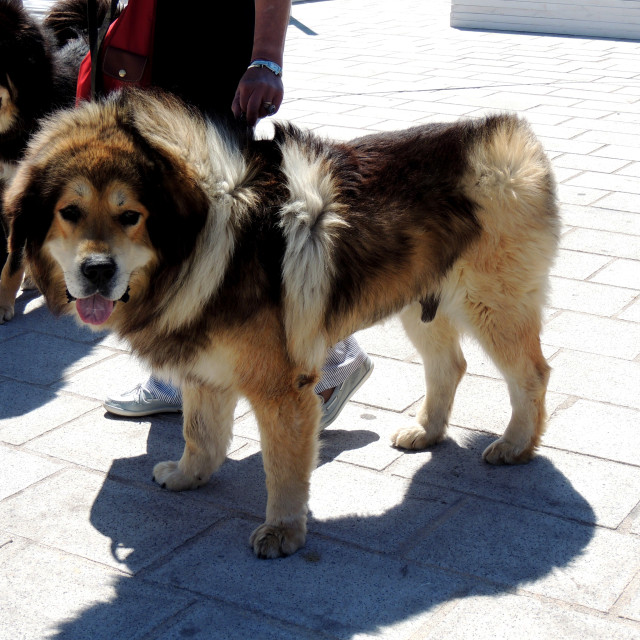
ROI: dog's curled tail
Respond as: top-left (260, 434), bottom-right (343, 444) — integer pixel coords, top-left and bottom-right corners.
top-left (467, 114), bottom-right (559, 230)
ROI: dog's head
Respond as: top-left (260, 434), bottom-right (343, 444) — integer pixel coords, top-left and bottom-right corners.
top-left (3, 89), bottom-right (210, 328)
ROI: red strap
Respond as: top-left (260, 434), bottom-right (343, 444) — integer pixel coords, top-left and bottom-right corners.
top-left (76, 0), bottom-right (157, 104)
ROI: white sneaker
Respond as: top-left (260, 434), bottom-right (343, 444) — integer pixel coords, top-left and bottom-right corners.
top-left (320, 356), bottom-right (374, 429)
top-left (103, 381), bottom-right (182, 417)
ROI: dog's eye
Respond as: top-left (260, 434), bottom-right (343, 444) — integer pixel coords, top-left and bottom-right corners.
top-left (59, 205), bottom-right (82, 224)
top-left (119, 210), bottom-right (141, 227)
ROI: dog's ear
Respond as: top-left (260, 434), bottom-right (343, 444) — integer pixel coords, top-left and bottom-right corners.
top-left (2, 162), bottom-right (66, 312)
top-left (117, 90), bottom-right (210, 269)
top-left (141, 149), bottom-right (209, 269)
top-left (3, 163), bottom-right (55, 267)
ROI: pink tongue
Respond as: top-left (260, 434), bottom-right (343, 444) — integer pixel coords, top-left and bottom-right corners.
top-left (76, 294), bottom-right (114, 325)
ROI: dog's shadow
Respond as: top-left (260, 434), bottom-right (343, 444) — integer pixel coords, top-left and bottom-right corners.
top-left (53, 415), bottom-right (595, 639)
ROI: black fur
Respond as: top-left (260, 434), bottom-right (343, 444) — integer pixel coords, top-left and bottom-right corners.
top-left (0, 0), bottom-right (101, 271)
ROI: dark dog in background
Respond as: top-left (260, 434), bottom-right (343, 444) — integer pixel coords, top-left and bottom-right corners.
top-left (0, 0), bottom-right (110, 322)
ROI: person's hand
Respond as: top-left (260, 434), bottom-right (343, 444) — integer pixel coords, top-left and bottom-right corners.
top-left (232, 66), bottom-right (284, 127)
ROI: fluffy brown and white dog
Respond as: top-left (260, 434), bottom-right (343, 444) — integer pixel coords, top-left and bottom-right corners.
top-left (3, 89), bottom-right (559, 558)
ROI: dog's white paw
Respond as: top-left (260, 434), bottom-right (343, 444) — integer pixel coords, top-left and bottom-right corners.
top-left (152, 460), bottom-right (209, 491)
top-left (482, 437), bottom-right (533, 465)
top-left (391, 425), bottom-right (443, 450)
top-left (250, 522), bottom-right (307, 559)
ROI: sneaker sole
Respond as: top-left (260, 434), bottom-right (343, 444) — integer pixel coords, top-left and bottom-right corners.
top-left (102, 404), bottom-right (182, 418)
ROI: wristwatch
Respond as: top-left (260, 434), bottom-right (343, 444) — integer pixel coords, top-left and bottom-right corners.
top-left (247, 59), bottom-right (283, 77)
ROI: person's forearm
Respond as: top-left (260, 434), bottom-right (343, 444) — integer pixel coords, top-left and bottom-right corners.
top-left (251, 0), bottom-right (291, 66)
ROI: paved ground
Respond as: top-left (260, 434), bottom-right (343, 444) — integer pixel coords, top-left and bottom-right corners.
top-left (2, 0), bottom-right (639, 638)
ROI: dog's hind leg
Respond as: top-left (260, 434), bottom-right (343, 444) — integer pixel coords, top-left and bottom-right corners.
top-left (462, 294), bottom-right (550, 465)
top-left (249, 381), bottom-right (320, 559)
top-left (392, 303), bottom-right (467, 450)
top-left (153, 383), bottom-right (237, 491)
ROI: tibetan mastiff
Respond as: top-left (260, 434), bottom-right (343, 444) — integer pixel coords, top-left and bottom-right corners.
top-left (3, 89), bottom-right (559, 558)
top-left (0, 0), bottom-right (111, 322)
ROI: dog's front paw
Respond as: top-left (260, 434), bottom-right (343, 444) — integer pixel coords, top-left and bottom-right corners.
top-left (0, 303), bottom-right (15, 324)
top-left (483, 437), bottom-right (533, 465)
top-left (152, 460), bottom-right (209, 491)
top-left (250, 522), bottom-right (306, 559)
top-left (391, 425), bottom-right (443, 450)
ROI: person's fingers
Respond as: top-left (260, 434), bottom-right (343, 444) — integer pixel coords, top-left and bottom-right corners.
top-left (233, 68), bottom-right (284, 126)
top-left (231, 91), bottom-right (243, 120)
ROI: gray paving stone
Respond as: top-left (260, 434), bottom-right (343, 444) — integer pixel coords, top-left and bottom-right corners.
top-left (0, 468), bottom-right (223, 573)
top-left (441, 374), bottom-right (566, 437)
top-left (319, 403), bottom-right (407, 471)
top-left (0, 446), bottom-right (64, 501)
top-left (25, 410), bottom-right (186, 481)
top-left (0, 539), bottom-right (194, 640)
top-left (596, 145), bottom-right (640, 163)
top-left (576, 130), bottom-right (640, 149)
top-left (558, 183), bottom-right (614, 207)
top-left (146, 517), bottom-right (475, 640)
top-left (545, 400), bottom-right (640, 467)
top-left (550, 249), bottom-right (611, 280)
top-left (548, 276), bottom-right (637, 316)
top-left (549, 350), bottom-right (640, 410)
top-left (387, 424), bottom-right (638, 528)
top-left (154, 600), bottom-right (313, 640)
top-left (57, 352), bottom-right (152, 400)
top-left (618, 574), bottom-right (640, 623)
top-left (2, 293), bottom-right (106, 345)
top-left (542, 311), bottom-right (640, 359)
top-left (553, 154), bottom-right (631, 173)
top-left (419, 591), bottom-right (640, 640)
top-left (561, 228), bottom-right (640, 261)
top-left (351, 356), bottom-right (425, 412)
top-left (0, 382), bottom-right (99, 444)
top-left (355, 318), bottom-right (417, 361)
top-left (595, 191), bottom-right (640, 214)
top-left (0, 333), bottom-right (114, 386)
top-left (565, 172), bottom-right (640, 195)
top-left (617, 162), bottom-right (640, 178)
top-left (541, 139), bottom-right (604, 157)
top-left (309, 458), bottom-right (461, 553)
top-left (404, 498), bottom-right (640, 611)
top-left (620, 298), bottom-right (640, 322)
top-left (591, 259), bottom-right (640, 291)
top-left (561, 204), bottom-right (640, 235)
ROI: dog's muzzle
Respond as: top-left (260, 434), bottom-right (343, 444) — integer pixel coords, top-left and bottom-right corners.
top-left (69, 256), bottom-right (130, 326)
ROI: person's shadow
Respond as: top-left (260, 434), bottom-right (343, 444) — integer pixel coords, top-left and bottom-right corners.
top-left (52, 412), bottom-right (595, 639)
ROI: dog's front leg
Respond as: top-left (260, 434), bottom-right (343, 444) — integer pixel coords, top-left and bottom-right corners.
top-left (250, 385), bottom-right (320, 558)
top-left (0, 255), bottom-right (25, 324)
top-left (153, 383), bottom-right (237, 491)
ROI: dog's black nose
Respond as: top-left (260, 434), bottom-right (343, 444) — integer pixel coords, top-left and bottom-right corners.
top-left (81, 256), bottom-right (116, 288)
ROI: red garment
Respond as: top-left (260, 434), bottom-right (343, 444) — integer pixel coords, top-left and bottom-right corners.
top-left (76, 0), bottom-right (157, 103)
